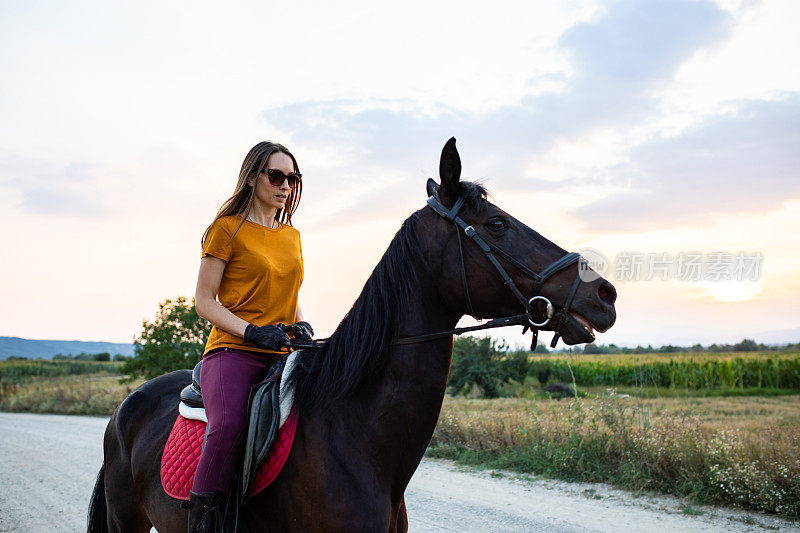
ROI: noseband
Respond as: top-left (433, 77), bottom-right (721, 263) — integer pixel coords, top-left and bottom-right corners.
top-left (423, 193), bottom-right (587, 348)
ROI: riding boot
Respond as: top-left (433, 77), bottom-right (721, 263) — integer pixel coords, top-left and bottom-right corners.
top-left (186, 491), bottom-right (224, 533)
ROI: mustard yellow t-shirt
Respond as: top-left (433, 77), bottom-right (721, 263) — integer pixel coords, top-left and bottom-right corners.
top-left (201, 215), bottom-right (304, 356)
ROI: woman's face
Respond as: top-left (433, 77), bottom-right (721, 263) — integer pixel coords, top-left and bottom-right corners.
top-left (249, 151), bottom-right (296, 212)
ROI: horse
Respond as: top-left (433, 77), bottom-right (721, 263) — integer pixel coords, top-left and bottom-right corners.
top-left (88, 138), bottom-right (617, 532)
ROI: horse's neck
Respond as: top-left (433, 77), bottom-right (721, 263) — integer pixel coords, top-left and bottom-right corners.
top-left (349, 270), bottom-right (461, 485)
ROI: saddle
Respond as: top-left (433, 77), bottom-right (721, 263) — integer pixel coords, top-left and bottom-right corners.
top-left (163, 352), bottom-right (301, 504)
top-left (179, 358), bottom-right (283, 500)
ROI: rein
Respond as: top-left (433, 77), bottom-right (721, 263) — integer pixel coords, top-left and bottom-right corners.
top-left (290, 190), bottom-right (589, 352)
top-left (289, 313), bottom-right (533, 351)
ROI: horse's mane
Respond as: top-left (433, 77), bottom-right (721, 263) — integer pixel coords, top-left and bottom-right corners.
top-left (288, 182), bottom-right (488, 412)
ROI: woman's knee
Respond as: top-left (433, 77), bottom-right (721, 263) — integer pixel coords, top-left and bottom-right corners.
top-left (209, 407), bottom-right (250, 446)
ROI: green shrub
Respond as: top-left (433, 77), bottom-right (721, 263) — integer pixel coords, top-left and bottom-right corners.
top-left (120, 296), bottom-right (210, 381)
top-left (448, 337), bottom-right (531, 398)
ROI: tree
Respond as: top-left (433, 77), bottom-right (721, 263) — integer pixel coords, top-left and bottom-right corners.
top-left (532, 342), bottom-right (550, 354)
top-left (732, 338), bottom-right (759, 352)
top-left (447, 336), bottom-right (530, 398)
top-left (120, 297), bottom-right (211, 381)
top-left (583, 342), bottom-right (602, 354)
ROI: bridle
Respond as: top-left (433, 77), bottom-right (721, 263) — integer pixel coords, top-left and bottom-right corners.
top-left (292, 187), bottom-right (592, 352)
top-left (408, 191), bottom-right (588, 349)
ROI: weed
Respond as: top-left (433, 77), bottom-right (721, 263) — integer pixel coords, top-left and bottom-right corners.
top-left (429, 396), bottom-right (800, 519)
top-left (0, 373), bottom-right (143, 415)
top-left (583, 488), bottom-right (602, 500)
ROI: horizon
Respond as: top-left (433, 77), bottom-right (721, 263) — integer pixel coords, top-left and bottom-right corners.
top-left (2, 0), bottom-right (799, 347)
top-left (3, 330), bottom-right (799, 353)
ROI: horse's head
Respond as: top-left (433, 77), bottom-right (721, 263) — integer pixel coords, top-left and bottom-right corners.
top-left (425, 138), bottom-right (616, 346)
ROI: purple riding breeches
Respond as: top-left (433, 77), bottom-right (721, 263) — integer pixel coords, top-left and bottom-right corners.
top-left (191, 348), bottom-right (275, 494)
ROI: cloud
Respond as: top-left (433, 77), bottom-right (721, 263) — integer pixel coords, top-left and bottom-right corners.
top-left (0, 156), bottom-right (111, 217)
top-left (262, 0), bottom-right (734, 200)
top-left (259, 0), bottom-right (796, 238)
top-left (553, 0), bottom-right (732, 129)
top-left (574, 95), bottom-right (800, 231)
top-left (561, 0), bottom-right (730, 85)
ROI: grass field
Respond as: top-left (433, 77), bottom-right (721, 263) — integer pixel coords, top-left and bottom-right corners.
top-left (429, 393), bottom-right (800, 518)
top-left (0, 360), bottom-right (144, 414)
top-left (2, 354), bottom-right (799, 518)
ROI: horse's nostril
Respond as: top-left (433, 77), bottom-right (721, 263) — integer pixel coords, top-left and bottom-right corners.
top-left (598, 281), bottom-right (617, 305)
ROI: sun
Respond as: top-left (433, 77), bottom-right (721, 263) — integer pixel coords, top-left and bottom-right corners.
top-left (701, 280), bottom-right (761, 303)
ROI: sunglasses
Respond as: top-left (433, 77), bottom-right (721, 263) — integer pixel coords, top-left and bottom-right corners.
top-left (260, 168), bottom-right (302, 188)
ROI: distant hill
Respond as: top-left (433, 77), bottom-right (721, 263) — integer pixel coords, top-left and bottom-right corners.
top-left (752, 328), bottom-right (800, 346)
top-left (0, 337), bottom-right (135, 360)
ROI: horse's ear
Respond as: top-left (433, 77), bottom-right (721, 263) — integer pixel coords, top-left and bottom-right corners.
top-left (426, 178), bottom-right (438, 197)
top-left (439, 137), bottom-right (461, 196)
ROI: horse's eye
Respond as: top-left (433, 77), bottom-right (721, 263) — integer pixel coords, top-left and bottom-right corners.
top-left (486, 217), bottom-right (506, 231)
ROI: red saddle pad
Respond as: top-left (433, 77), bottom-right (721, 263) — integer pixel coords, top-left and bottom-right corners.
top-left (160, 405), bottom-right (298, 500)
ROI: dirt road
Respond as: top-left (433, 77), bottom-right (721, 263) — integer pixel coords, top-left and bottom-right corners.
top-left (0, 412), bottom-right (793, 532)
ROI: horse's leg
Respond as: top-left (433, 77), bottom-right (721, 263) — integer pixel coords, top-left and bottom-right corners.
top-left (134, 434), bottom-right (188, 533)
top-left (101, 372), bottom-right (194, 533)
top-left (103, 396), bottom-right (153, 532)
top-left (388, 495), bottom-right (408, 532)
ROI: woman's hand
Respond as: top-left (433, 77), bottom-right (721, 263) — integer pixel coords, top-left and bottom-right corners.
top-left (243, 324), bottom-right (291, 351)
top-left (289, 321), bottom-right (314, 341)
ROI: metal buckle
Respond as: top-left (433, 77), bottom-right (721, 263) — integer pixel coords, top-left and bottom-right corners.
top-left (527, 295), bottom-right (554, 327)
top-left (464, 225), bottom-right (476, 237)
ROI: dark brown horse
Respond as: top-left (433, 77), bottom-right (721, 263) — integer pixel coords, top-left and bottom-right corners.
top-left (88, 139), bottom-right (616, 532)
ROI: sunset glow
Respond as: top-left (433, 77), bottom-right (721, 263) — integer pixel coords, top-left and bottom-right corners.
top-left (702, 281), bottom-right (762, 303)
top-left (1, 0), bottom-right (799, 347)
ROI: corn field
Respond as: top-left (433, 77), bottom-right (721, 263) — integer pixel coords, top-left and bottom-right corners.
top-left (0, 360), bottom-right (121, 382)
top-left (528, 356), bottom-right (800, 390)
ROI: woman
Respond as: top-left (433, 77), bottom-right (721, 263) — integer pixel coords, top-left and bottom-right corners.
top-left (188, 141), bottom-right (312, 532)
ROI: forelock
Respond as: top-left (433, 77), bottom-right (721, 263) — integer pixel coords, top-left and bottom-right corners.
top-left (453, 180), bottom-right (490, 213)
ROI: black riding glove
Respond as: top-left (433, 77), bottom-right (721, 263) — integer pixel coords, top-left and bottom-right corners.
top-left (243, 324), bottom-right (291, 351)
top-left (289, 321), bottom-right (314, 341)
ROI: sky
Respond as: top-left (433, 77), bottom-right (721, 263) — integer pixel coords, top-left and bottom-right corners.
top-left (1, 0), bottom-right (799, 348)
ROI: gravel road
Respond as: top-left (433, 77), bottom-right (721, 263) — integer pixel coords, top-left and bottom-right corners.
top-left (0, 412), bottom-right (795, 532)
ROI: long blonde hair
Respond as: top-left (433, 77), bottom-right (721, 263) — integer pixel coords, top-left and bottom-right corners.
top-left (202, 141), bottom-right (302, 246)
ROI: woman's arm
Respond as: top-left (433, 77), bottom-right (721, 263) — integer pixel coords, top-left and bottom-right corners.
top-left (295, 304), bottom-right (304, 323)
top-left (195, 256), bottom-right (250, 338)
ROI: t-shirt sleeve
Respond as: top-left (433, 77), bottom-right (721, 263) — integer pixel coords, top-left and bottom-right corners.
top-left (202, 219), bottom-right (233, 262)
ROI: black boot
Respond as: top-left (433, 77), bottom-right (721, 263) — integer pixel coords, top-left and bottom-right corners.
top-left (186, 491), bottom-right (224, 533)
